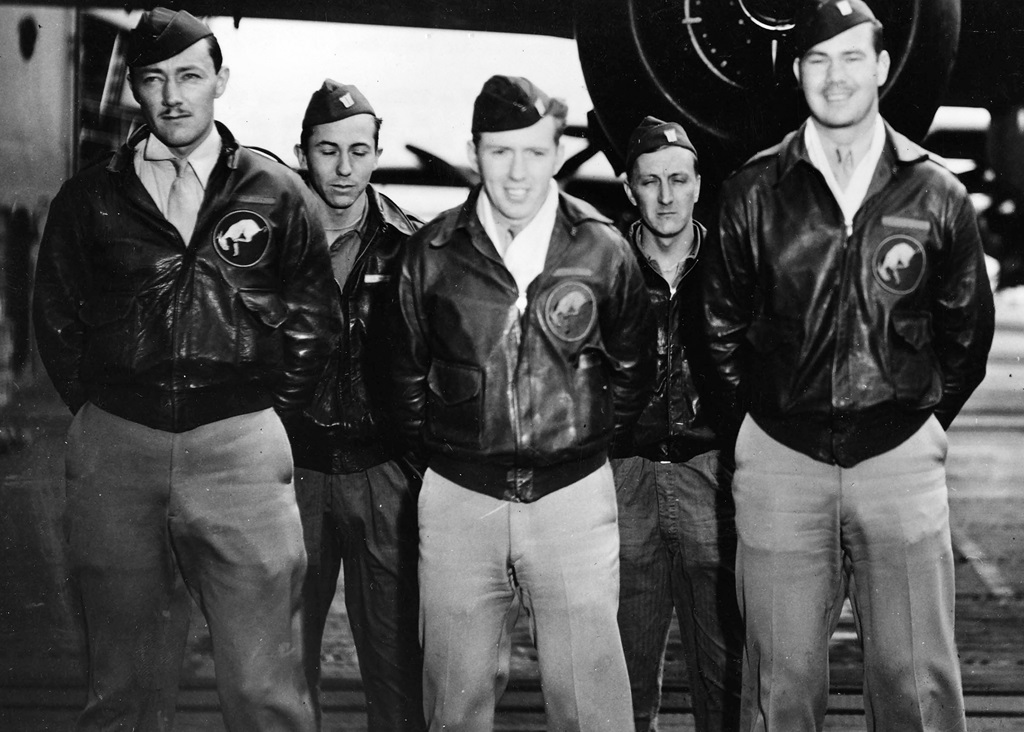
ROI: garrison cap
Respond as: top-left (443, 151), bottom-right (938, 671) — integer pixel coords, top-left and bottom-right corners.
top-left (793, 0), bottom-right (882, 58)
top-left (302, 80), bottom-right (376, 130)
top-left (625, 116), bottom-right (698, 174)
top-left (125, 7), bottom-right (213, 68)
top-left (472, 75), bottom-right (564, 134)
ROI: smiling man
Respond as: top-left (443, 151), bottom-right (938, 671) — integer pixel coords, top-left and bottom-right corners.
top-left (286, 80), bottom-right (425, 732)
top-left (33, 9), bottom-right (341, 731)
top-left (393, 75), bottom-right (654, 731)
top-left (703, 1), bottom-right (995, 729)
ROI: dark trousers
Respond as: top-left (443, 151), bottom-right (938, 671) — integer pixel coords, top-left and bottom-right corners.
top-left (64, 404), bottom-right (313, 732)
top-left (612, 453), bottom-right (744, 732)
top-left (294, 460), bottom-right (425, 731)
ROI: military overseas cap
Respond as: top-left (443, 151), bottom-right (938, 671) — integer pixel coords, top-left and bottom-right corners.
top-left (125, 7), bottom-right (213, 68)
top-left (472, 75), bottom-right (562, 134)
top-left (302, 79), bottom-right (376, 130)
top-left (625, 116), bottom-right (698, 174)
top-left (792, 0), bottom-right (882, 58)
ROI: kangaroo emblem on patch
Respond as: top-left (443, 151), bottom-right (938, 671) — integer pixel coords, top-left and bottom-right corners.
top-left (873, 235), bottom-right (925, 295)
top-left (213, 211), bottom-right (271, 267)
top-left (544, 281), bottom-right (597, 342)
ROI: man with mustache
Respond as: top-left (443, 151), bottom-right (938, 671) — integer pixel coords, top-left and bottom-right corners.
top-left (703, 1), bottom-right (994, 729)
top-left (33, 9), bottom-right (340, 730)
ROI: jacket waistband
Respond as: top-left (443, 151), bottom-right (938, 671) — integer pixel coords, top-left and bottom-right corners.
top-left (89, 384), bottom-right (274, 433)
top-left (430, 451), bottom-right (607, 503)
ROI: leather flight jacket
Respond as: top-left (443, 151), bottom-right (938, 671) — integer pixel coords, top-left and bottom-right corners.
top-left (613, 220), bottom-right (723, 463)
top-left (288, 186), bottom-right (423, 474)
top-left (393, 187), bottom-right (655, 502)
top-left (704, 120), bottom-right (995, 467)
top-left (33, 122), bottom-right (343, 432)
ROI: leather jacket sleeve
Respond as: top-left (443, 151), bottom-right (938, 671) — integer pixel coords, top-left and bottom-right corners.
top-left (392, 235), bottom-right (430, 459)
top-left (604, 242), bottom-right (657, 438)
top-left (931, 191), bottom-right (995, 428)
top-left (33, 182), bottom-right (90, 414)
top-left (702, 191), bottom-right (757, 439)
top-left (274, 190), bottom-right (343, 418)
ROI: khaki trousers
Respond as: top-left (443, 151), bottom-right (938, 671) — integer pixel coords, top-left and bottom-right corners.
top-left (733, 415), bottom-right (966, 732)
top-left (64, 403), bottom-right (313, 732)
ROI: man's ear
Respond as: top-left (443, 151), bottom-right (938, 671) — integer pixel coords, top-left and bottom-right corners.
top-left (214, 66), bottom-right (229, 99)
top-left (466, 139), bottom-right (479, 173)
top-left (876, 49), bottom-right (891, 88)
top-left (622, 177), bottom-right (637, 207)
top-left (792, 56), bottom-right (802, 85)
top-left (294, 143), bottom-right (306, 170)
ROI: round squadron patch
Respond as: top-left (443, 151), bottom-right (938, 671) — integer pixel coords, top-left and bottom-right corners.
top-left (544, 281), bottom-right (597, 342)
top-left (212, 210), bottom-right (271, 267)
top-left (872, 235), bottom-right (925, 295)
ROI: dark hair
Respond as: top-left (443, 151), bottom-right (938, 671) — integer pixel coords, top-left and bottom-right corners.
top-left (471, 97), bottom-right (569, 147)
top-left (871, 22), bottom-right (885, 54)
top-left (300, 116), bottom-right (383, 154)
top-left (206, 36), bottom-right (223, 72)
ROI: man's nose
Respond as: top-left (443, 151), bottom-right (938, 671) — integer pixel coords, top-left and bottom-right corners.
top-left (162, 79), bottom-right (182, 106)
top-left (336, 154), bottom-right (352, 176)
top-left (824, 59), bottom-right (843, 83)
top-left (658, 182), bottom-right (673, 204)
top-left (509, 152), bottom-right (526, 180)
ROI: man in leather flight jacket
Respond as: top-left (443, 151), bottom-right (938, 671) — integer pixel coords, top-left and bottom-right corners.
top-left (285, 80), bottom-right (425, 732)
top-left (612, 117), bottom-right (743, 732)
top-left (393, 76), bottom-right (655, 731)
top-left (702, 2), bottom-right (995, 730)
top-left (32, 11), bottom-right (340, 731)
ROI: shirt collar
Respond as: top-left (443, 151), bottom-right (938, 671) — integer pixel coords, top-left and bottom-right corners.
top-left (803, 114), bottom-right (886, 224)
top-left (476, 180), bottom-right (560, 257)
top-left (631, 220), bottom-right (703, 292)
top-left (140, 126), bottom-right (222, 189)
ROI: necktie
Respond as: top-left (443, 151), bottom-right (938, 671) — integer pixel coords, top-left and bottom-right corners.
top-left (167, 157), bottom-right (202, 243)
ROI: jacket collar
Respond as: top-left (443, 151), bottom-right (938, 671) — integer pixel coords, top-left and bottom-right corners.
top-left (108, 120), bottom-right (241, 173)
top-left (364, 184), bottom-right (419, 238)
top-left (426, 184), bottom-right (613, 249)
top-left (774, 117), bottom-right (930, 184)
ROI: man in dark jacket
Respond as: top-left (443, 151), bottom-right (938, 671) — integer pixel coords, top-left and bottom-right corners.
top-left (286, 80), bottom-right (425, 732)
top-left (703, 1), bottom-right (995, 729)
top-left (32, 10), bottom-right (340, 731)
top-left (393, 75), bottom-right (655, 731)
top-left (613, 117), bottom-right (743, 732)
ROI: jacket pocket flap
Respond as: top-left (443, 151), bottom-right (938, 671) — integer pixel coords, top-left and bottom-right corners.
top-left (427, 360), bottom-right (482, 405)
top-left (238, 290), bottom-right (288, 328)
top-left (745, 318), bottom-right (798, 352)
top-left (79, 295), bottom-right (133, 326)
top-left (891, 312), bottom-right (932, 350)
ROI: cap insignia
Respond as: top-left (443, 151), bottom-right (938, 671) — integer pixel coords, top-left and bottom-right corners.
top-left (837, 1), bottom-right (853, 16)
top-left (665, 129), bottom-right (678, 142)
top-left (340, 93), bottom-right (354, 108)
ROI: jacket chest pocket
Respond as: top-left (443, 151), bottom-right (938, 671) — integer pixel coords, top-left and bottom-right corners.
top-left (426, 359), bottom-right (483, 449)
top-left (888, 311), bottom-right (940, 403)
top-left (234, 289), bottom-right (287, 364)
